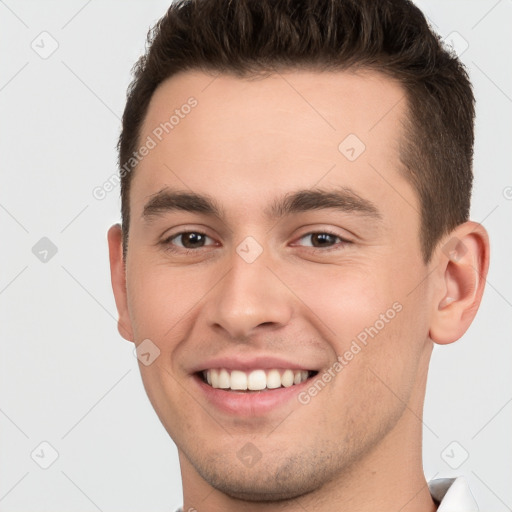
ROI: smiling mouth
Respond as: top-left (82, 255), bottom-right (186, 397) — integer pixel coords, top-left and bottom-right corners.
top-left (196, 368), bottom-right (319, 392)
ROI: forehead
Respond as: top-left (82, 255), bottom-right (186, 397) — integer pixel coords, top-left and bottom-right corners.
top-left (132, 69), bottom-right (415, 224)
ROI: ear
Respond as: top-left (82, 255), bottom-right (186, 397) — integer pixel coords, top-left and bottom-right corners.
top-left (429, 221), bottom-right (490, 345)
top-left (107, 223), bottom-right (134, 342)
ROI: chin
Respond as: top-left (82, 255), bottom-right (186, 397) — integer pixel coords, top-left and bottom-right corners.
top-left (193, 457), bottom-right (329, 503)
top-left (209, 478), bottom-right (317, 503)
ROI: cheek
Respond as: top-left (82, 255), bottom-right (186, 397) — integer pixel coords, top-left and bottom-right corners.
top-left (125, 259), bottom-right (202, 341)
top-left (289, 270), bottom-right (426, 457)
top-left (289, 262), bottom-right (400, 343)
top-left (288, 260), bottom-right (428, 387)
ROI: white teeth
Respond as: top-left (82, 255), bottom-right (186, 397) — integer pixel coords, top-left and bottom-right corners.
top-left (230, 370), bottom-right (247, 390)
top-left (247, 369), bottom-right (267, 390)
top-left (281, 369), bottom-right (294, 387)
top-left (266, 369), bottom-right (281, 389)
top-left (202, 368), bottom-right (312, 391)
top-left (210, 369), bottom-right (219, 388)
top-left (218, 369), bottom-right (230, 389)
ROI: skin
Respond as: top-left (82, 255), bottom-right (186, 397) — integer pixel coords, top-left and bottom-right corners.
top-left (108, 69), bottom-right (489, 512)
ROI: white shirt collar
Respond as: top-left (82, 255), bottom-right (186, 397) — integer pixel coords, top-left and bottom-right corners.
top-left (175, 476), bottom-right (479, 512)
top-left (429, 476), bottom-right (479, 511)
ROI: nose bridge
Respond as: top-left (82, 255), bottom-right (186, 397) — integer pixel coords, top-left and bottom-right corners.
top-left (205, 240), bottom-right (292, 339)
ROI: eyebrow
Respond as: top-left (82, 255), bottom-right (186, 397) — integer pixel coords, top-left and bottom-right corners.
top-left (141, 186), bottom-right (382, 222)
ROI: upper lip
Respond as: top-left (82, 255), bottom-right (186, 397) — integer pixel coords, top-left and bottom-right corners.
top-left (190, 355), bottom-right (319, 374)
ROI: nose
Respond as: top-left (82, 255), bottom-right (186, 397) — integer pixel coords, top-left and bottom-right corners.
top-left (203, 244), bottom-right (293, 340)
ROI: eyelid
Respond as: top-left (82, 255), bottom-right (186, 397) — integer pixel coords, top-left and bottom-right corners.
top-left (160, 224), bottom-right (215, 242)
top-left (290, 229), bottom-right (352, 248)
top-left (290, 224), bottom-right (353, 242)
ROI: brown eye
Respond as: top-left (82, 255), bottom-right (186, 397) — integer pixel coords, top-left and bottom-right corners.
top-left (179, 232), bottom-right (207, 248)
top-left (297, 232), bottom-right (347, 249)
top-left (165, 231), bottom-right (214, 250)
top-left (309, 233), bottom-right (338, 247)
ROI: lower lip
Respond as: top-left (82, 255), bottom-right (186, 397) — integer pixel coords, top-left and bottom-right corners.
top-left (192, 373), bottom-right (315, 416)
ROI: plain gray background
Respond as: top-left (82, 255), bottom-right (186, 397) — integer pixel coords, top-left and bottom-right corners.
top-left (0, 1), bottom-right (511, 510)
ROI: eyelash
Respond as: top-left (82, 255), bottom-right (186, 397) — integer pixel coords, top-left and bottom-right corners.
top-left (160, 229), bottom-right (351, 254)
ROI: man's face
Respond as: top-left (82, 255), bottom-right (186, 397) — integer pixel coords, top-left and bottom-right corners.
top-left (117, 70), bottom-right (435, 499)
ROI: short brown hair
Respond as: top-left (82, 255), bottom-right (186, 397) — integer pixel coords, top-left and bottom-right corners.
top-left (118, 0), bottom-right (475, 263)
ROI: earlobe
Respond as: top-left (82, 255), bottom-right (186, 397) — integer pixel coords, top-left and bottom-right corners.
top-left (107, 223), bottom-right (134, 342)
top-left (429, 222), bottom-right (490, 345)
